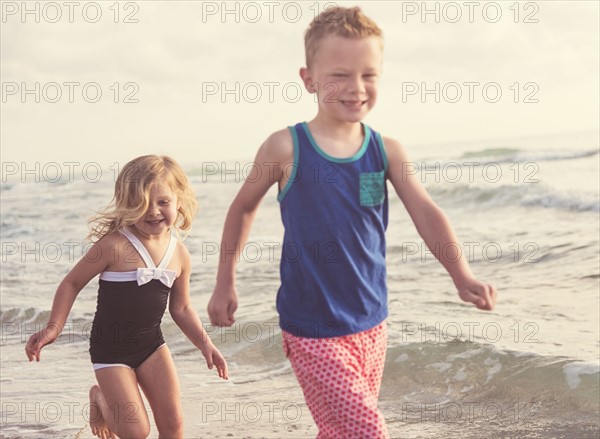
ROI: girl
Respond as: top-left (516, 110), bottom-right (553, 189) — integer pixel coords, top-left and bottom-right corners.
top-left (25, 155), bottom-right (228, 439)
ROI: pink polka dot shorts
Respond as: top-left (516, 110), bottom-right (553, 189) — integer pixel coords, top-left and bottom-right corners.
top-left (282, 322), bottom-right (389, 439)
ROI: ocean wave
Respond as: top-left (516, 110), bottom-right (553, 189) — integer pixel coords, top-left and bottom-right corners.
top-left (1, 182), bottom-right (15, 191)
top-left (187, 320), bottom-right (599, 414)
top-left (428, 183), bottom-right (599, 213)
top-left (0, 218), bottom-right (38, 239)
top-left (459, 147), bottom-right (599, 164)
top-left (0, 308), bottom-right (50, 325)
top-left (382, 342), bottom-right (598, 412)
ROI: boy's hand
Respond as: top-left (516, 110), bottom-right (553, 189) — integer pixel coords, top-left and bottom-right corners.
top-left (207, 286), bottom-right (238, 327)
top-left (25, 325), bottom-right (60, 362)
top-left (200, 342), bottom-right (229, 380)
top-left (456, 278), bottom-right (497, 311)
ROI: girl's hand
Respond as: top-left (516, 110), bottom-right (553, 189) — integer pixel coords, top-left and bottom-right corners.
top-left (25, 324), bottom-right (60, 362)
top-left (200, 342), bottom-right (229, 380)
top-left (457, 278), bottom-right (497, 311)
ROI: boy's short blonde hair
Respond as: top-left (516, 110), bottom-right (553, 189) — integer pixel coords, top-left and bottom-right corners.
top-left (304, 6), bottom-right (383, 67)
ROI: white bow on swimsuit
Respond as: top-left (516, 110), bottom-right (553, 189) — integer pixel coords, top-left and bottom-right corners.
top-left (99, 228), bottom-right (178, 288)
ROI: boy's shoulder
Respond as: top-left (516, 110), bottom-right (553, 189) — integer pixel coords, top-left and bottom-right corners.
top-left (264, 127), bottom-right (293, 148)
top-left (258, 127), bottom-right (294, 164)
top-left (370, 132), bottom-right (411, 182)
top-left (372, 130), bottom-right (400, 149)
top-left (377, 133), bottom-right (406, 160)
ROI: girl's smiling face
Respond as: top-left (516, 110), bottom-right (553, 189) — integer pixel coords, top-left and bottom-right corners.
top-left (133, 182), bottom-right (179, 237)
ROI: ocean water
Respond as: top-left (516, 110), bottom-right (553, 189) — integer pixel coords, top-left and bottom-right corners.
top-left (1, 131), bottom-right (599, 438)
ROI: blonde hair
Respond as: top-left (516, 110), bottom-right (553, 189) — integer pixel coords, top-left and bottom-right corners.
top-left (304, 6), bottom-right (383, 67)
top-left (88, 155), bottom-right (198, 241)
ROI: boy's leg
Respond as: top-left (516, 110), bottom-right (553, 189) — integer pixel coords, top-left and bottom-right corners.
top-left (136, 345), bottom-right (185, 439)
top-left (364, 322), bottom-right (388, 399)
top-left (283, 323), bottom-right (389, 439)
top-left (93, 366), bottom-right (151, 438)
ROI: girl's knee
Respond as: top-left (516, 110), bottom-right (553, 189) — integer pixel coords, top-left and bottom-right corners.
top-left (157, 413), bottom-right (184, 437)
top-left (116, 421), bottom-right (151, 439)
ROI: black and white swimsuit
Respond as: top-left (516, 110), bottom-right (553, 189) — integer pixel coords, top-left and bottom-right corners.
top-left (89, 228), bottom-right (177, 370)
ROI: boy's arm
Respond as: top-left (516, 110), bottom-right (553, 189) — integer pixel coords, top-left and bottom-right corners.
top-left (208, 129), bottom-right (293, 326)
top-left (25, 237), bottom-right (110, 361)
top-left (169, 244), bottom-right (228, 379)
top-left (384, 136), bottom-right (497, 311)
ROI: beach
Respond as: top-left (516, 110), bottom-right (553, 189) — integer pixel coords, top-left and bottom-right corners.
top-left (1, 131), bottom-right (599, 438)
top-left (2, 0), bottom-right (600, 436)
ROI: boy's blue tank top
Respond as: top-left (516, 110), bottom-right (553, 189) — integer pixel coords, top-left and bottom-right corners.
top-left (277, 122), bottom-right (389, 338)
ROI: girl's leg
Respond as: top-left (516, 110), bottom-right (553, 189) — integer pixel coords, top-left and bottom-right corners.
top-left (92, 366), bottom-right (151, 439)
top-left (135, 345), bottom-right (184, 439)
top-left (89, 385), bottom-right (115, 439)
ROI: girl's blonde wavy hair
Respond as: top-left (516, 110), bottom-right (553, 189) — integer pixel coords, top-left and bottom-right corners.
top-left (88, 155), bottom-right (198, 241)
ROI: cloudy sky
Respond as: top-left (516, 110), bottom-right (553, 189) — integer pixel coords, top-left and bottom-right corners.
top-left (1, 1), bottom-right (598, 167)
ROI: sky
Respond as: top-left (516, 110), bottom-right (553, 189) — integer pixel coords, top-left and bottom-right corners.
top-left (1, 0), bottom-right (599, 168)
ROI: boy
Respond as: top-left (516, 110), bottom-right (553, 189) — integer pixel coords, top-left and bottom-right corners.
top-left (208, 6), bottom-right (497, 438)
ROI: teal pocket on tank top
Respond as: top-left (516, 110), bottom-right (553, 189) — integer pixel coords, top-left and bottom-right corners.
top-left (359, 171), bottom-right (385, 207)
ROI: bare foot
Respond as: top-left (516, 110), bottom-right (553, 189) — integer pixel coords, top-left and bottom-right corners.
top-left (89, 385), bottom-right (117, 439)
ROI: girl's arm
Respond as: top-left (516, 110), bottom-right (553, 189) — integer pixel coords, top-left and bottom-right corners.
top-left (169, 244), bottom-right (228, 380)
top-left (384, 136), bottom-right (497, 311)
top-left (25, 236), bottom-right (110, 361)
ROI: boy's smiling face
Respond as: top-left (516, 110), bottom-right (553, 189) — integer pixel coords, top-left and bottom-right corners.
top-left (301, 35), bottom-right (383, 125)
